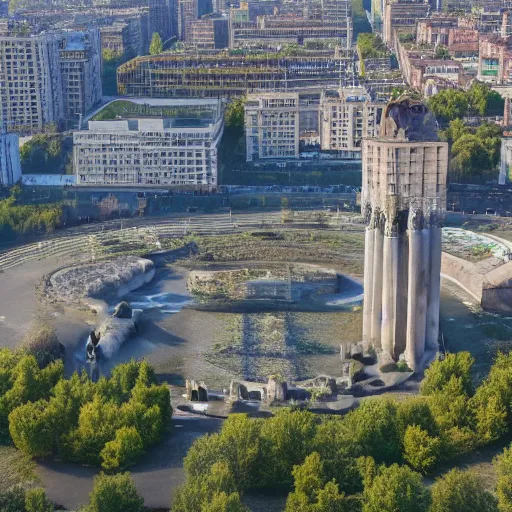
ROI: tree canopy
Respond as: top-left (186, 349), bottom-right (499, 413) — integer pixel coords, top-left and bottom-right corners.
top-left (150, 32), bottom-right (163, 55)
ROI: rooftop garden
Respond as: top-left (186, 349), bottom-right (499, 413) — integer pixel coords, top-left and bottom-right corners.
top-left (357, 33), bottom-right (391, 60)
top-left (91, 100), bottom-right (216, 121)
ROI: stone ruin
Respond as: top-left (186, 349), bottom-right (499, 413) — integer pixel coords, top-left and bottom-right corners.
top-left (186, 380), bottom-right (209, 401)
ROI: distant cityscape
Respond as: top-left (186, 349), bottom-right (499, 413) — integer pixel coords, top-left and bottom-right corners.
top-left (0, 0), bottom-right (512, 190)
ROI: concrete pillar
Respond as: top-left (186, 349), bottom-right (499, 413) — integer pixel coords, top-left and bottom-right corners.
top-left (362, 226), bottom-right (375, 346)
top-left (405, 226), bottom-right (423, 370)
top-left (394, 233), bottom-right (409, 359)
top-left (426, 226), bottom-right (442, 352)
top-left (371, 225), bottom-right (384, 350)
top-left (381, 233), bottom-right (399, 357)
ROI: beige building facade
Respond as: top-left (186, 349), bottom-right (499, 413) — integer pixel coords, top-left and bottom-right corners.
top-left (245, 93), bottom-right (300, 161)
top-left (74, 99), bottom-right (224, 188)
top-left (319, 88), bottom-right (384, 155)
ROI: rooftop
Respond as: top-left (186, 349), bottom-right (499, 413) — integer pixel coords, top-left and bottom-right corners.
top-left (90, 99), bottom-right (223, 126)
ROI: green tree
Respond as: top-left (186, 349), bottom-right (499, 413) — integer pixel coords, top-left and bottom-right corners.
top-left (87, 472), bottom-right (144, 512)
top-left (421, 352), bottom-right (474, 396)
top-left (260, 409), bottom-right (318, 488)
top-left (403, 425), bottom-right (441, 473)
top-left (435, 45), bottom-right (451, 59)
top-left (441, 118), bottom-right (470, 143)
top-left (430, 469), bottom-right (498, 512)
top-left (341, 399), bottom-right (401, 464)
top-left (428, 90), bottom-right (469, 123)
top-left (149, 32), bottom-right (163, 55)
top-left (63, 395), bottom-right (120, 465)
top-left (173, 462), bottom-right (239, 512)
top-left (9, 399), bottom-right (56, 457)
top-left (495, 445), bottom-right (512, 512)
top-left (362, 464), bottom-right (431, 512)
top-left (285, 452), bottom-right (354, 512)
top-left (25, 488), bottom-right (53, 512)
top-left (100, 426), bottom-right (144, 470)
top-left (0, 487), bottom-right (26, 512)
top-left (202, 492), bottom-right (250, 512)
top-left (472, 352), bottom-right (512, 425)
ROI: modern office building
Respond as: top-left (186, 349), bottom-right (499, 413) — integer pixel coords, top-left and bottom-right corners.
top-left (73, 99), bottom-right (224, 188)
top-left (0, 133), bottom-right (22, 186)
top-left (59, 30), bottom-right (102, 124)
top-left (0, 33), bottom-right (64, 133)
top-left (361, 96), bottom-right (448, 371)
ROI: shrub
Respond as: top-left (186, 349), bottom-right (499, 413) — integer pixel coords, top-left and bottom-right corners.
top-left (25, 488), bottom-right (53, 512)
top-left (403, 425), bottom-right (441, 473)
top-left (87, 472), bottom-right (144, 512)
top-left (495, 445), bottom-right (512, 512)
top-left (430, 469), bottom-right (498, 512)
top-left (21, 322), bottom-right (63, 368)
top-left (421, 353), bottom-right (474, 397)
top-left (362, 464), bottom-right (430, 512)
top-left (100, 426), bottom-right (144, 470)
top-left (8, 400), bottom-right (56, 458)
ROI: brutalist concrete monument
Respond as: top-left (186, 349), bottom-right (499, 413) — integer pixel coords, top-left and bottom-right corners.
top-left (361, 95), bottom-right (448, 371)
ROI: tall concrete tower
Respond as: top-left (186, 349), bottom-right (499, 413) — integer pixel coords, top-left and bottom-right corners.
top-left (361, 96), bottom-right (448, 371)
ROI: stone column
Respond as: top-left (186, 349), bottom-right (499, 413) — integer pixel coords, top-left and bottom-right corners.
top-left (371, 211), bottom-right (384, 350)
top-left (405, 209), bottom-right (426, 370)
top-left (381, 218), bottom-right (399, 358)
top-left (394, 232), bottom-right (409, 359)
top-left (362, 225), bottom-right (375, 346)
top-left (426, 221), bottom-right (442, 352)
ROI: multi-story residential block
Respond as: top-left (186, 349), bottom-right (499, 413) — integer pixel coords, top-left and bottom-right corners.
top-left (73, 99), bottom-right (224, 188)
top-left (190, 14), bottom-right (229, 49)
top-left (244, 88), bottom-right (384, 162)
top-left (416, 16), bottom-right (458, 45)
top-left (178, 0), bottom-right (213, 41)
top-left (478, 34), bottom-right (512, 83)
top-left (117, 50), bottom-right (356, 97)
top-left (59, 30), bottom-right (102, 124)
top-left (319, 88), bottom-right (384, 154)
top-left (0, 133), bottom-right (22, 186)
top-left (0, 33), bottom-right (64, 133)
top-left (383, 0), bottom-right (429, 47)
top-left (245, 93), bottom-right (300, 161)
top-left (229, 14), bottom-right (352, 49)
top-left (100, 18), bottom-right (143, 58)
top-left (149, 0), bottom-right (176, 41)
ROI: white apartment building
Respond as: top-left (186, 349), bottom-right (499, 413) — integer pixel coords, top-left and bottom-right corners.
top-left (244, 89), bottom-right (384, 162)
top-left (59, 30), bottom-right (102, 123)
top-left (73, 99), bottom-right (224, 188)
top-left (0, 33), bottom-right (64, 133)
top-left (245, 93), bottom-right (300, 161)
top-left (0, 133), bottom-right (22, 186)
top-left (319, 88), bottom-right (384, 156)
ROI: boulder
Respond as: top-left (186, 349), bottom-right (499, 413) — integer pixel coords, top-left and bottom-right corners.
top-left (112, 301), bottom-right (133, 319)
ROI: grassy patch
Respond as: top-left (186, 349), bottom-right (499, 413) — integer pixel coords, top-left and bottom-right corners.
top-left (0, 446), bottom-right (38, 492)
